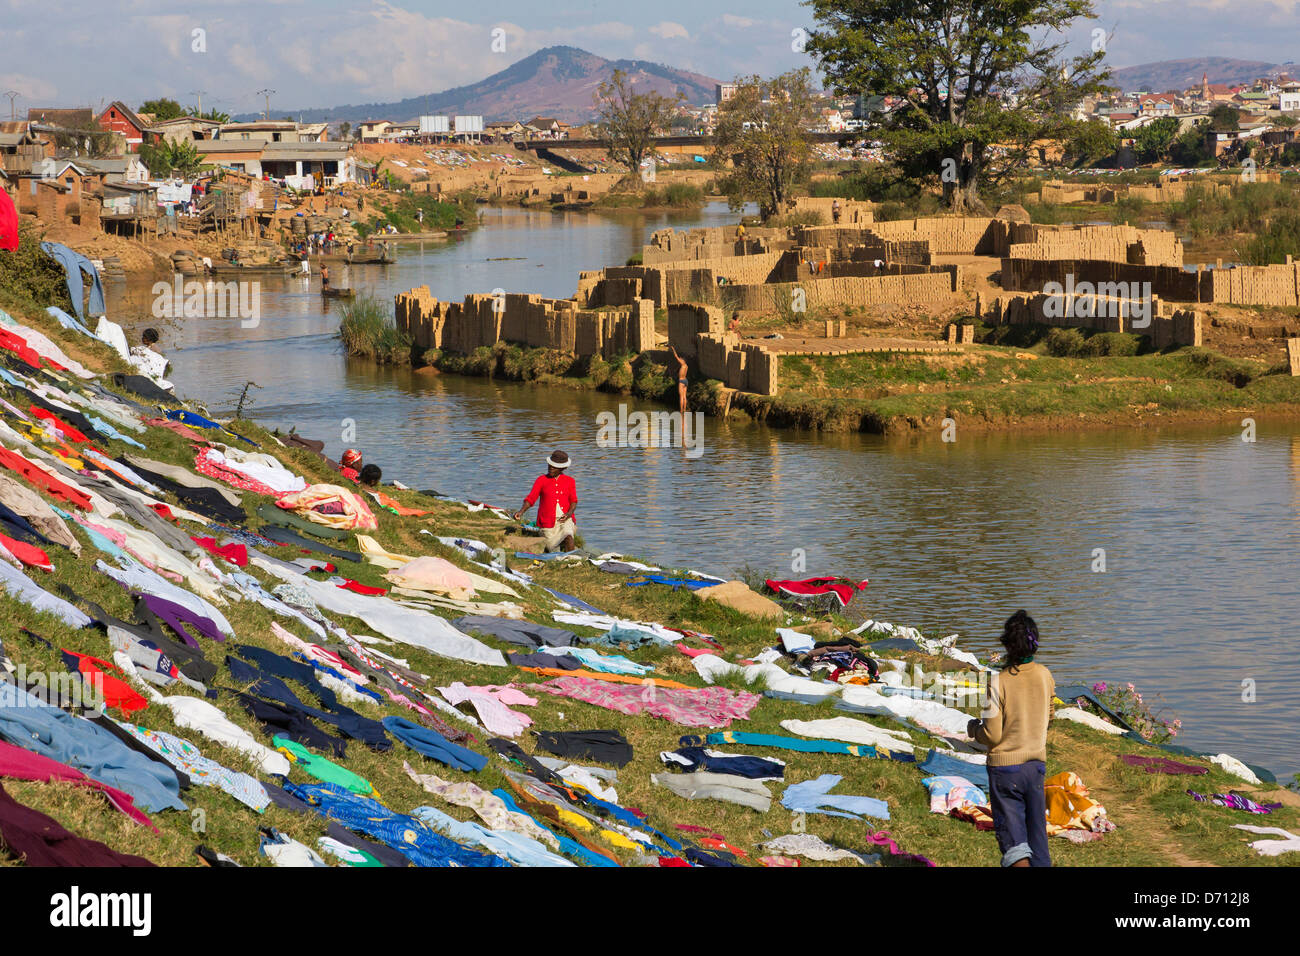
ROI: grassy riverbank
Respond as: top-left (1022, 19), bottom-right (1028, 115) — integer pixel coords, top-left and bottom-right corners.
top-left (388, 327), bottom-right (1300, 435)
top-left (353, 191), bottom-right (479, 239)
top-left (0, 288), bottom-right (1294, 867)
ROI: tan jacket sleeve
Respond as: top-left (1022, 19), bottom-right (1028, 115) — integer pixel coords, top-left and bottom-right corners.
top-left (970, 671), bottom-right (1004, 747)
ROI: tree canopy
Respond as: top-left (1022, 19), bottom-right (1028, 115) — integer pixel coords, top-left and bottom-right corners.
top-left (139, 98), bottom-right (184, 121)
top-left (806, 0), bottom-right (1111, 211)
top-left (713, 68), bottom-right (821, 219)
top-left (594, 69), bottom-right (683, 183)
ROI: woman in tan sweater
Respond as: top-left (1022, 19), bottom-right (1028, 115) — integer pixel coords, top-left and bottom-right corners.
top-left (968, 610), bottom-right (1055, 867)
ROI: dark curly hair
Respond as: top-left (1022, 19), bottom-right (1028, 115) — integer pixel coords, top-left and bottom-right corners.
top-left (1000, 610), bottom-right (1040, 670)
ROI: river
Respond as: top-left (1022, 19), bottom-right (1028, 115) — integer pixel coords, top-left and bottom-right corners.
top-left (104, 202), bottom-right (1300, 780)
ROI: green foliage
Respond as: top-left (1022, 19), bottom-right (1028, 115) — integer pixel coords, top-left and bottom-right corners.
top-left (806, 0), bottom-right (1111, 210)
top-left (139, 98), bottom-right (184, 121)
top-left (139, 138), bottom-right (203, 178)
top-left (1170, 123), bottom-right (1214, 167)
top-left (1084, 682), bottom-right (1181, 743)
top-left (337, 293), bottom-right (411, 364)
top-left (360, 192), bottom-right (475, 235)
top-left (0, 224), bottom-right (74, 315)
top-left (1063, 118), bottom-right (1120, 168)
top-left (1044, 327), bottom-right (1087, 357)
top-left (1240, 211), bottom-right (1300, 265)
top-left (1207, 104), bottom-right (1241, 132)
top-left (1132, 116), bottom-right (1180, 163)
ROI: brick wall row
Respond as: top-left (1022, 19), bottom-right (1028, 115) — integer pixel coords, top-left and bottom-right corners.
top-left (1002, 257), bottom-right (1300, 307)
top-left (720, 270), bottom-right (960, 312)
top-left (694, 333), bottom-right (780, 395)
top-left (395, 287), bottom-right (655, 360)
top-left (979, 291), bottom-right (1203, 347)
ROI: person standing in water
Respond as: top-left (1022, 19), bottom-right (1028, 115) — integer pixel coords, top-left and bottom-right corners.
top-left (669, 346), bottom-right (689, 417)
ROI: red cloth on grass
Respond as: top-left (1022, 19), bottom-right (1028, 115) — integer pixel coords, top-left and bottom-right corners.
top-left (61, 651), bottom-right (149, 716)
top-left (190, 536), bottom-right (248, 567)
top-left (0, 532), bottom-right (52, 571)
top-left (29, 406), bottom-right (90, 444)
top-left (0, 446), bottom-right (93, 510)
top-left (0, 328), bottom-right (43, 370)
top-left (764, 576), bottom-right (869, 607)
top-left (338, 579), bottom-right (386, 596)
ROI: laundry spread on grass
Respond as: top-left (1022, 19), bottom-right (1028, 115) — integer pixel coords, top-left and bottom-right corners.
top-left (0, 300), bottom-right (1283, 872)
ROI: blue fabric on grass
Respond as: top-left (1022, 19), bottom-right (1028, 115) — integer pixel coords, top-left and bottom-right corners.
top-left (383, 716), bottom-right (486, 772)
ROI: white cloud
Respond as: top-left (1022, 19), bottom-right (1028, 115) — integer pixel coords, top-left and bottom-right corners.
top-left (649, 21), bottom-right (690, 40)
top-left (722, 14), bottom-right (757, 29)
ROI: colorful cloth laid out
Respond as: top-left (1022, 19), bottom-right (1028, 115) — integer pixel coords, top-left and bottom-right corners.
top-left (386, 556), bottom-right (475, 599)
top-left (551, 647), bottom-right (653, 676)
top-left (402, 761), bottom-right (559, 848)
top-left (532, 676), bottom-right (760, 729)
top-left (519, 667), bottom-right (689, 688)
top-left (758, 833), bottom-right (868, 864)
top-left (922, 775), bottom-right (988, 815)
top-left (0, 730), bottom-right (158, 834)
top-left (652, 771), bottom-right (772, 812)
top-left (865, 830), bottom-right (935, 867)
top-left (765, 576), bottom-right (868, 607)
top-left (194, 448), bottom-right (279, 496)
top-left (275, 736), bottom-right (378, 797)
top-left (1119, 754), bottom-right (1208, 775)
top-left (190, 536), bottom-right (248, 567)
top-left (697, 731), bottom-right (877, 757)
top-left (0, 446), bottom-right (93, 510)
top-left (370, 490), bottom-right (432, 516)
top-left (1045, 771), bottom-right (1115, 835)
top-left (437, 682), bottom-right (537, 738)
top-left (0, 531), bottom-right (52, 571)
top-left (624, 574), bottom-right (715, 591)
top-left (382, 716), bottom-right (487, 773)
top-left (114, 721), bottom-right (270, 812)
top-left (60, 649), bottom-right (150, 715)
top-left (276, 483), bottom-right (377, 531)
top-left (782, 774), bottom-right (890, 820)
top-left (1186, 790), bottom-right (1282, 814)
top-left (281, 780), bottom-right (507, 868)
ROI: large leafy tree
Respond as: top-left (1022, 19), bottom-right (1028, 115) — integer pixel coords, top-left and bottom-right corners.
top-left (594, 69), bottom-right (683, 182)
top-left (139, 138), bottom-right (202, 178)
top-left (1062, 117), bottom-right (1118, 167)
top-left (1132, 116), bottom-right (1179, 163)
top-left (805, 0), bottom-right (1111, 212)
top-left (139, 98), bottom-right (184, 121)
top-left (713, 68), bottom-right (821, 218)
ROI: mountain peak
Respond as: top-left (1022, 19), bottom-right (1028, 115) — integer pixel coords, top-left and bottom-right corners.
top-left (253, 46), bottom-right (720, 126)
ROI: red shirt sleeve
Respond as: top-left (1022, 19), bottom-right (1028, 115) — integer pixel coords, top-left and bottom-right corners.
top-left (523, 476), bottom-right (545, 507)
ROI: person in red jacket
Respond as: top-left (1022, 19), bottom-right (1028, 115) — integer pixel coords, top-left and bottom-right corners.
top-left (513, 450), bottom-right (577, 552)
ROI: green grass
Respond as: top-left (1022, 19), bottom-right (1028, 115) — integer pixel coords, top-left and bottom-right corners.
top-left (738, 341), bottom-right (1300, 432)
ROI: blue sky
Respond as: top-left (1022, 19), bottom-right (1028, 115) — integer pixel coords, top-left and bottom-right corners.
top-left (0, 0), bottom-right (1297, 115)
